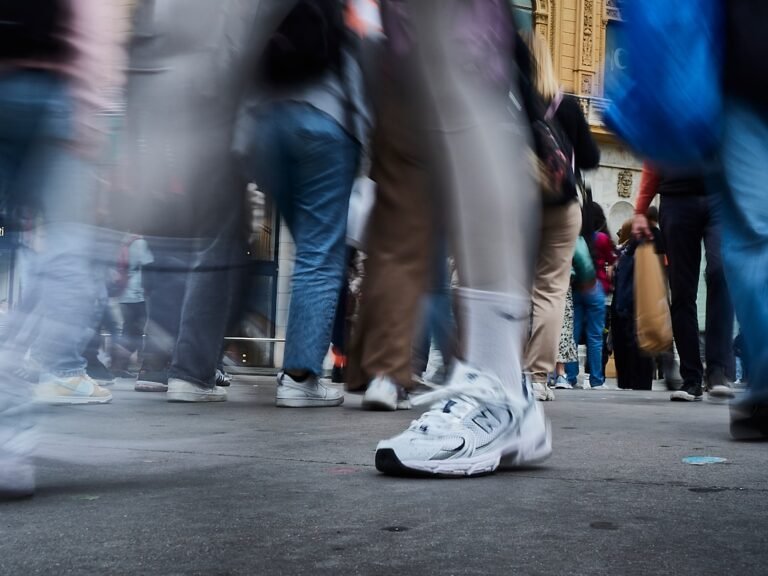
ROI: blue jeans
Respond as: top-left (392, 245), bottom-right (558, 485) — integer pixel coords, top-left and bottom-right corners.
top-left (0, 71), bottom-right (97, 378)
top-left (413, 238), bottom-right (455, 373)
top-left (566, 282), bottom-right (606, 386)
top-left (718, 100), bottom-right (768, 404)
top-left (248, 103), bottom-right (359, 375)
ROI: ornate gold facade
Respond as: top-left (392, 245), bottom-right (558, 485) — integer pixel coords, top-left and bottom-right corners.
top-left (532, 0), bottom-right (617, 98)
top-left (527, 0), bottom-right (643, 234)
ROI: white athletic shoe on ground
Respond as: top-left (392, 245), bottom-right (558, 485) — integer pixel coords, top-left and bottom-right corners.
top-left (167, 378), bottom-right (227, 403)
top-left (35, 375), bottom-right (112, 405)
top-left (375, 363), bottom-right (552, 477)
top-left (362, 376), bottom-right (411, 411)
top-left (275, 372), bottom-right (344, 408)
top-left (532, 380), bottom-right (555, 401)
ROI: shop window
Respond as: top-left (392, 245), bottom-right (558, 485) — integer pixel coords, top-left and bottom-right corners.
top-left (511, 0), bottom-right (533, 33)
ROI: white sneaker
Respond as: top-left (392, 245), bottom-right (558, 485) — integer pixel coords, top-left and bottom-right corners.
top-left (532, 380), bottom-right (555, 401)
top-left (35, 375), bottom-right (112, 405)
top-left (167, 378), bottom-right (227, 403)
top-left (275, 372), bottom-right (344, 407)
top-left (362, 376), bottom-right (411, 411)
top-left (374, 363), bottom-right (552, 477)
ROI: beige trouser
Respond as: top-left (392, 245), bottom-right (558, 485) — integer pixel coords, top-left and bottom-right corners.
top-left (525, 201), bottom-right (582, 381)
top-left (346, 52), bottom-right (433, 392)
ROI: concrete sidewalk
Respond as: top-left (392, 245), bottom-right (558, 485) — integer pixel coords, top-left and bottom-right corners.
top-left (1, 377), bottom-right (766, 576)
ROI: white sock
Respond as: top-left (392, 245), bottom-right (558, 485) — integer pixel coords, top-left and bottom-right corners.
top-left (456, 287), bottom-right (530, 401)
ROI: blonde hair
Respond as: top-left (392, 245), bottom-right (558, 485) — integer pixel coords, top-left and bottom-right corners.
top-left (523, 32), bottom-right (560, 102)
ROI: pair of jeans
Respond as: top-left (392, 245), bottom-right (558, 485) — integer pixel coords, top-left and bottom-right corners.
top-left (717, 99), bottom-right (768, 404)
top-left (248, 103), bottom-right (359, 376)
top-left (659, 194), bottom-right (735, 385)
top-left (0, 71), bottom-right (97, 378)
top-left (141, 230), bottom-right (242, 388)
top-left (566, 282), bottom-right (606, 386)
top-left (413, 239), bottom-right (456, 375)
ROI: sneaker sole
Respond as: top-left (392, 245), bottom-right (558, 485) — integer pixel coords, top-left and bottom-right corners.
top-left (36, 394), bottom-right (112, 405)
top-left (670, 394), bottom-right (702, 402)
top-left (167, 393), bottom-right (226, 403)
top-left (375, 421), bottom-right (552, 478)
top-left (135, 381), bottom-right (169, 393)
top-left (708, 388), bottom-right (736, 401)
top-left (275, 397), bottom-right (344, 408)
top-left (362, 399), bottom-right (397, 411)
top-left (375, 448), bottom-right (500, 478)
top-left (362, 388), bottom-right (397, 411)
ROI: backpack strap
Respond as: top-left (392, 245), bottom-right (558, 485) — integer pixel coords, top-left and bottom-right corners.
top-left (544, 90), bottom-right (564, 122)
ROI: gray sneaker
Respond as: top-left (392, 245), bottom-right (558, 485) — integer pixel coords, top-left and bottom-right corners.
top-left (707, 369), bottom-right (736, 400)
top-left (275, 372), bottom-right (344, 408)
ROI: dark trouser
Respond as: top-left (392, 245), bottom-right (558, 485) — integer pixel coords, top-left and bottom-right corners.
top-left (142, 231), bottom-right (242, 389)
top-left (119, 302), bottom-right (147, 360)
top-left (660, 195), bottom-right (735, 385)
top-left (84, 291), bottom-right (120, 365)
top-left (611, 306), bottom-right (654, 390)
top-left (412, 238), bottom-right (456, 375)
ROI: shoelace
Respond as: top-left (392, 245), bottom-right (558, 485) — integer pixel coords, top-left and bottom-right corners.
top-left (408, 370), bottom-right (510, 434)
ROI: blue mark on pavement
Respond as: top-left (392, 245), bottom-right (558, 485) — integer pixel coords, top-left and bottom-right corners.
top-left (682, 456), bottom-right (728, 466)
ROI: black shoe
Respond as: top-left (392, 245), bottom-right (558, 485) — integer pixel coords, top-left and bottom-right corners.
top-left (135, 369), bottom-right (168, 392)
top-left (670, 382), bottom-right (703, 402)
top-left (331, 366), bottom-right (345, 384)
top-left (86, 359), bottom-right (116, 387)
top-left (215, 369), bottom-right (232, 387)
top-left (112, 369), bottom-right (137, 379)
top-left (730, 402), bottom-right (768, 441)
top-left (706, 369), bottom-right (735, 400)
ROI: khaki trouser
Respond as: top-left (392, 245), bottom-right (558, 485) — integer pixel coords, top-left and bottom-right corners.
top-left (346, 56), bottom-right (433, 392)
top-left (525, 201), bottom-right (582, 381)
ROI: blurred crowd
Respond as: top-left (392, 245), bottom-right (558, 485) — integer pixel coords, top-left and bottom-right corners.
top-left (1, 0), bottom-right (766, 498)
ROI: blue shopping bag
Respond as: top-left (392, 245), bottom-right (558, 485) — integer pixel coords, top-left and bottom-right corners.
top-left (603, 0), bottom-right (724, 168)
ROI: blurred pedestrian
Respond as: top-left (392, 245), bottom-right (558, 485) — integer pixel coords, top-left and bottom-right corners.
top-left (566, 202), bottom-right (615, 389)
top-left (520, 32), bottom-right (600, 401)
top-left (238, 0), bottom-right (370, 407)
top-left (374, 0), bottom-right (551, 477)
top-left (344, 0), bottom-right (436, 411)
top-left (718, 0), bottom-right (768, 439)
top-left (0, 0), bottom-right (123, 497)
top-left (633, 164), bottom-right (735, 402)
top-left (124, 0), bottom-right (263, 402)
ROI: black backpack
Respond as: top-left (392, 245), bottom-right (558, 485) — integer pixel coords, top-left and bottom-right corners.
top-left (513, 33), bottom-right (577, 206)
top-left (0, 0), bottom-right (72, 61)
top-left (260, 0), bottom-right (346, 87)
